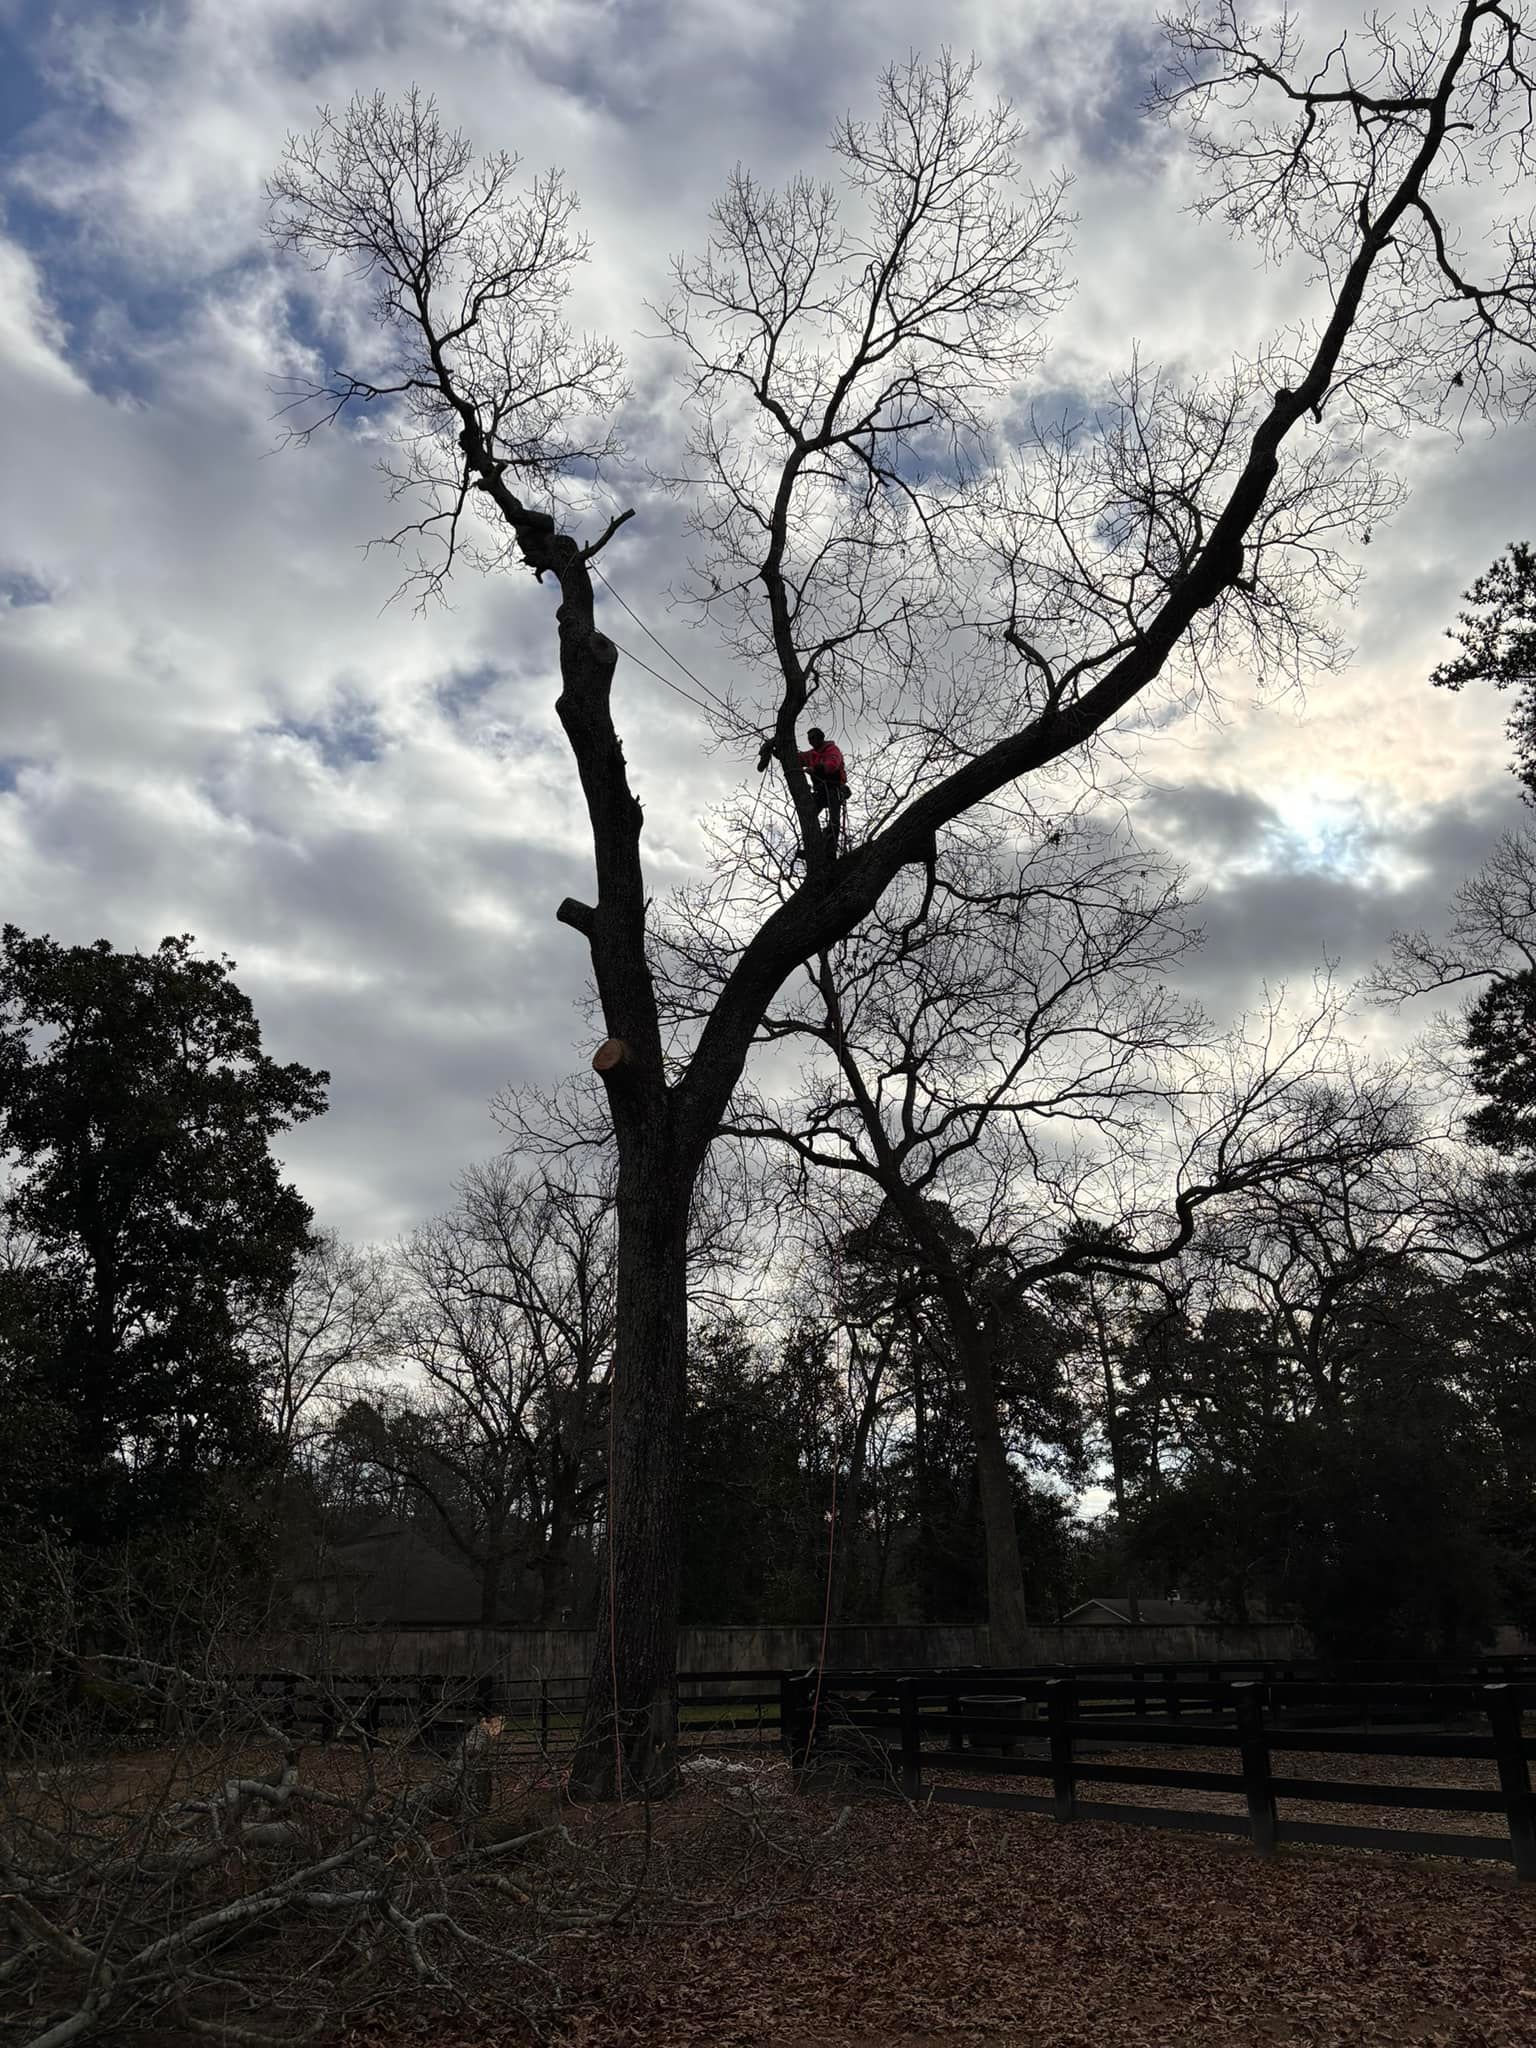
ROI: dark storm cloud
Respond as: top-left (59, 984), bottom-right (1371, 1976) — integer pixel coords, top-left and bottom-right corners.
top-left (1191, 869), bottom-right (1395, 986)
top-left (0, 568), bottom-right (48, 607)
top-left (1398, 780), bottom-right (1532, 879)
top-left (259, 878), bottom-right (595, 1243)
top-left (268, 701), bottom-right (385, 772)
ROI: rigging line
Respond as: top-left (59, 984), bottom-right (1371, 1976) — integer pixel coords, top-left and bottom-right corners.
top-left (597, 582), bottom-right (792, 953)
top-left (803, 952), bottom-right (849, 1773)
top-left (606, 1377), bottom-right (624, 1802)
top-left (591, 563), bottom-right (735, 715)
top-left (603, 632), bottom-right (720, 719)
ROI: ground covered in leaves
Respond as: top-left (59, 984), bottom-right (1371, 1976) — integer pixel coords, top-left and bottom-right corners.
top-left (12, 1741), bottom-right (1531, 2048)
top-left (337, 1750), bottom-right (1536, 2048)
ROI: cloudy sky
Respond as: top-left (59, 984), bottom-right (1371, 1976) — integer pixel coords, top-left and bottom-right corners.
top-left (0, 0), bottom-right (1528, 1247)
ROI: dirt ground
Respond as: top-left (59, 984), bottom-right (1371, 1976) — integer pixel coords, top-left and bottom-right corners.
top-left (336, 1752), bottom-right (1536, 2048)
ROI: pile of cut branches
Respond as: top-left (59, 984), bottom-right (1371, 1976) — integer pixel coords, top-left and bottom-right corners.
top-left (0, 1660), bottom-right (573, 2046)
top-left (0, 1663), bottom-right (849, 2048)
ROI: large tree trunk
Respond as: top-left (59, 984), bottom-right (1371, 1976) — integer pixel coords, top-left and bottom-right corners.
top-left (1094, 1300), bottom-right (1141, 1625)
top-left (830, 1340), bottom-right (889, 1624)
top-left (567, 1141), bottom-right (690, 1800)
top-left (934, 1275), bottom-right (1031, 1668)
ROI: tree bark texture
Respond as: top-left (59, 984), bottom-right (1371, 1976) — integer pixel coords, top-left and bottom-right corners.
top-left (566, 1149), bottom-right (690, 1799)
top-left (478, 1551), bottom-right (502, 1630)
top-left (934, 1273), bottom-right (1031, 1668)
top-left (1094, 1299), bottom-right (1142, 1624)
top-left (829, 1338), bottom-right (890, 1624)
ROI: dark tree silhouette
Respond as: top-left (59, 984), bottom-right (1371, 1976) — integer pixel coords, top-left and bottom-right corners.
top-left (0, 928), bottom-right (328, 1548)
top-left (1467, 969), bottom-right (1536, 1156)
top-left (269, 14), bottom-right (1536, 1793)
top-left (1432, 542), bottom-right (1536, 799)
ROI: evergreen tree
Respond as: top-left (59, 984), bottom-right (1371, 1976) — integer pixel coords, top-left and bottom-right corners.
top-left (0, 928), bottom-right (328, 1547)
top-left (1431, 541), bottom-right (1536, 801)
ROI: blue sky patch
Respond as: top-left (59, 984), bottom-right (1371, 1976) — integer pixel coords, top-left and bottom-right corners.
top-left (436, 664), bottom-right (504, 721)
top-left (0, 569), bottom-right (50, 608)
top-left (269, 702), bottom-right (385, 772)
top-left (0, 16), bottom-right (45, 153)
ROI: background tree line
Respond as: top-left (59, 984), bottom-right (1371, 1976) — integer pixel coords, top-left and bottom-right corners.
top-left (7, 537), bottom-right (1536, 1669)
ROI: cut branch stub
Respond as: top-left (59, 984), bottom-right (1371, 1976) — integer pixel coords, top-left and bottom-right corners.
top-left (592, 1037), bottom-right (633, 1074)
top-left (556, 897), bottom-right (596, 937)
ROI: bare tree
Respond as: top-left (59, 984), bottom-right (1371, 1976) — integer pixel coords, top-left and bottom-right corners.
top-left (352, 1161), bottom-right (613, 1625)
top-left (269, 16), bottom-right (1536, 1791)
top-left (1380, 831), bottom-right (1536, 1001)
top-left (717, 809), bottom-right (1421, 1661)
top-left (824, 1265), bottom-right (910, 1629)
top-left (243, 1232), bottom-right (397, 1466)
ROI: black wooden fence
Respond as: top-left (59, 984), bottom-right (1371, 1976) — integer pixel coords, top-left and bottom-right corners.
top-left (782, 1669), bottom-right (1536, 1879)
top-left (239, 1666), bottom-right (785, 1752)
top-left (219, 1659), bottom-right (1536, 1879)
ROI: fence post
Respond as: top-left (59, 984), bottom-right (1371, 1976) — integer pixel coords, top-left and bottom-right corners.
top-left (898, 1678), bottom-right (923, 1800)
top-left (1132, 1664), bottom-right (1147, 1719)
top-left (946, 1685), bottom-right (964, 1754)
top-left (1233, 1683), bottom-right (1277, 1857)
top-left (778, 1672), bottom-right (797, 1760)
top-left (1163, 1667), bottom-right (1181, 1720)
top-left (539, 1675), bottom-right (551, 1753)
top-left (1484, 1684), bottom-right (1536, 1882)
top-left (1047, 1678), bottom-right (1076, 1822)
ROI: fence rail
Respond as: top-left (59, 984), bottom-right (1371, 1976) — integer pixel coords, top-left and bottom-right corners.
top-left (232, 1666), bottom-right (789, 1755)
top-left (783, 1670), bottom-right (1536, 1879)
top-left (45, 1656), bottom-right (1536, 1878)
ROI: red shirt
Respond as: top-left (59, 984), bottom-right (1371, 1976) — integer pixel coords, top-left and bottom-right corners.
top-left (799, 740), bottom-right (846, 787)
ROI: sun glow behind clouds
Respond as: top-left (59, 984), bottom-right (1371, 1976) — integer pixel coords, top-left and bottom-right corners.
top-left (1146, 775), bottom-right (1434, 898)
top-left (1241, 789), bottom-right (1418, 888)
top-left (0, 0), bottom-right (1533, 1244)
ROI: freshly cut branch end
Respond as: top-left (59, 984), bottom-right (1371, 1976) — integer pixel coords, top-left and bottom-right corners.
top-left (557, 897), bottom-right (597, 936)
top-left (591, 1037), bottom-right (633, 1074)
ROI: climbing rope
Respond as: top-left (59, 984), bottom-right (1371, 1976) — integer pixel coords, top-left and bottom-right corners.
top-left (803, 1219), bottom-right (846, 1767)
top-left (588, 561), bottom-right (853, 907)
top-left (586, 567), bottom-right (855, 1796)
top-left (606, 1374), bottom-right (624, 1801)
top-left (800, 956), bottom-right (854, 1773)
top-left (590, 563), bottom-right (729, 712)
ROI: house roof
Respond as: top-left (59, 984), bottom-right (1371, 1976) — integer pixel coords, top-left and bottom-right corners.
top-left (293, 1519), bottom-right (484, 1625)
top-left (1060, 1596), bottom-right (1210, 1626)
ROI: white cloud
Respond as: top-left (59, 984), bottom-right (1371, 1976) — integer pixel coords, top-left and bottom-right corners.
top-left (3, 0), bottom-right (1533, 1243)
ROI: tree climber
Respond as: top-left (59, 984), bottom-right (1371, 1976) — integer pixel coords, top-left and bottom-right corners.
top-left (799, 727), bottom-right (849, 852)
top-left (756, 725), bottom-right (850, 855)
